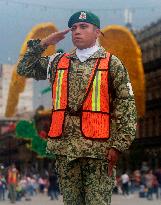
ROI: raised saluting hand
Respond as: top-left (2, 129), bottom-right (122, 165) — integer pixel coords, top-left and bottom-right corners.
top-left (41, 29), bottom-right (71, 47)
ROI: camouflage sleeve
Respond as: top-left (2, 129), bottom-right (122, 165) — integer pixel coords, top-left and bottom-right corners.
top-left (47, 53), bottom-right (64, 84)
top-left (109, 55), bottom-right (137, 152)
top-left (17, 39), bottom-right (49, 80)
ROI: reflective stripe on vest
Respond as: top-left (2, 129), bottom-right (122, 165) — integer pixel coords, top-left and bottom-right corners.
top-left (48, 52), bottom-right (111, 139)
top-left (92, 71), bottom-right (101, 111)
top-left (82, 55), bottom-right (110, 138)
top-left (54, 70), bottom-right (64, 109)
top-left (52, 54), bottom-right (69, 110)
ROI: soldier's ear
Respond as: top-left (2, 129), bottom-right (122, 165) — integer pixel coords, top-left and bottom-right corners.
top-left (95, 28), bottom-right (101, 38)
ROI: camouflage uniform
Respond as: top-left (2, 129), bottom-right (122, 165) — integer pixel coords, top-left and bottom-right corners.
top-left (17, 39), bottom-right (137, 205)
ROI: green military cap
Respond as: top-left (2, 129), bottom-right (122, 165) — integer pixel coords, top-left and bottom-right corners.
top-left (68, 11), bottom-right (100, 28)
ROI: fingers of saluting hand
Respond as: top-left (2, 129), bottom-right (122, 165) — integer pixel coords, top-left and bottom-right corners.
top-left (54, 29), bottom-right (71, 41)
top-left (61, 28), bottom-right (71, 35)
top-left (41, 29), bottom-right (70, 46)
top-left (50, 29), bottom-right (71, 38)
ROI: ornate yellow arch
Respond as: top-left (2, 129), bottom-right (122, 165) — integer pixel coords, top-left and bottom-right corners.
top-left (99, 25), bottom-right (145, 117)
top-left (5, 23), bottom-right (58, 117)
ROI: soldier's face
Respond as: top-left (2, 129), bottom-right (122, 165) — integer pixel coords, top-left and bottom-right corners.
top-left (71, 22), bottom-right (100, 49)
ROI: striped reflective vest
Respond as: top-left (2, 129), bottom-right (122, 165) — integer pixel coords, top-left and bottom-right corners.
top-left (48, 52), bottom-right (111, 139)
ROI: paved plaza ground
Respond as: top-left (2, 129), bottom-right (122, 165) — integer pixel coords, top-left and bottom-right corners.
top-left (0, 193), bottom-right (161, 205)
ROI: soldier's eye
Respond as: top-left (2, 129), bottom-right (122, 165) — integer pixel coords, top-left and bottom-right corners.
top-left (71, 27), bottom-right (76, 31)
top-left (80, 25), bottom-right (87, 29)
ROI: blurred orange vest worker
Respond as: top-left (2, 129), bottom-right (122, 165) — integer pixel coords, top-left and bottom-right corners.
top-left (8, 167), bottom-right (18, 184)
top-left (48, 52), bottom-right (111, 139)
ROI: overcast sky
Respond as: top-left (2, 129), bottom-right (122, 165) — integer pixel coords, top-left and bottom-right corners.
top-left (0, 0), bottom-right (161, 64)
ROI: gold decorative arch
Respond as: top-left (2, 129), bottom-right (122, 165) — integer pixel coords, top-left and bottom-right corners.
top-left (5, 23), bottom-right (58, 117)
top-left (99, 25), bottom-right (145, 117)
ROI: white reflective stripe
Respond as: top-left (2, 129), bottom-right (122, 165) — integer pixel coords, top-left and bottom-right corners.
top-left (47, 53), bottom-right (62, 79)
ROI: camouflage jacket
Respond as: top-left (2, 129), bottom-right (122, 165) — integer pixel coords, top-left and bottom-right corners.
top-left (17, 39), bottom-right (137, 161)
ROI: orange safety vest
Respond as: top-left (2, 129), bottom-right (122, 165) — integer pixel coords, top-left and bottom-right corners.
top-left (48, 52), bottom-right (111, 139)
top-left (8, 169), bottom-right (18, 184)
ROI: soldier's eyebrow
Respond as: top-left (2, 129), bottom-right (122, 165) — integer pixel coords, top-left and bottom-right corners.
top-left (79, 23), bottom-right (88, 25)
top-left (79, 23), bottom-right (90, 27)
top-left (73, 23), bottom-right (89, 27)
top-left (71, 23), bottom-right (89, 31)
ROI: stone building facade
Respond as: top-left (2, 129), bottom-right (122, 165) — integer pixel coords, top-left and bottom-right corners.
top-left (131, 19), bottom-right (161, 169)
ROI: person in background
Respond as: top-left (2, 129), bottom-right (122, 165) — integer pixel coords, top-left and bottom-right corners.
top-left (38, 176), bottom-right (46, 193)
top-left (7, 164), bottom-right (19, 203)
top-left (0, 172), bottom-right (6, 200)
top-left (145, 169), bottom-right (155, 200)
top-left (48, 170), bottom-right (59, 200)
top-left (155, 167), bottom-right (161, 199)
top-left (121, 171), bottom-right (130, 197)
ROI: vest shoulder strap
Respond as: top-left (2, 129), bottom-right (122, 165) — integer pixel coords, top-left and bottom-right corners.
top-left (78, 52), bottom-right (111, 111)
top-left (98, 52), bottom-right (111, 70)
top-left (57, 53), bottom-right (70, 70)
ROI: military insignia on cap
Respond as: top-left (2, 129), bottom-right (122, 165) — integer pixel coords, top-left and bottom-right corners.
top-left (79, 12), bottom-right (87, 20)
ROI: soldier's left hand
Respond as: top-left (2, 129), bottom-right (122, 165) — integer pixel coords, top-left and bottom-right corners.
top-left (107, 148), bottom-right (120, 177)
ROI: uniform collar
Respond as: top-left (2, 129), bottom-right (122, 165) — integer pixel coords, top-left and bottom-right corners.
top-left (67, 46), bottom-right (107, 60)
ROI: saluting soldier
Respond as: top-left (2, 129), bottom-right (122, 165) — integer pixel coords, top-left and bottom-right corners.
top-left (17, 10), bottom-right (137, 205)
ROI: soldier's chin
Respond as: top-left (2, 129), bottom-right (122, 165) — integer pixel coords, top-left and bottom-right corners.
top-left (73, 42), bottom-right (84, 49)
top-left (75, 44), bottom-right (88, 50)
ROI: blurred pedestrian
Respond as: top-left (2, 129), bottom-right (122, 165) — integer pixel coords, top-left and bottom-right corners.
top-left (7, 164), bottom-right (19, 203)
top-left (133, 170), bottom-right (141, 191)
top-left (48, 171), bottom-right (59, 200)
top-left (145, 169), bottom-right (155, 200)
top-left (0, 173), bottom-right (6, 200)
top-left (121, 171), bottom-right (130, 196)
top-left (155, 167), bottom-right (161, 199)
top-left (38, 176), bottom-right (45, 193)
top-left (153, 175), bottom-right (159, 199)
